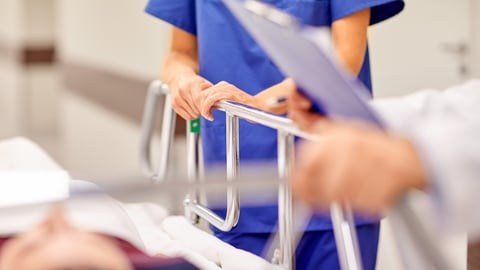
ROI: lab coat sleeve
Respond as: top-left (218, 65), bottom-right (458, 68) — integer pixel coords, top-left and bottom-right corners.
top-left (371, 80), bottom-right (480, 238)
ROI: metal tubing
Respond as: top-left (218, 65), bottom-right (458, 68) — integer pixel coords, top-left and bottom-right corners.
top-left (183, 113), bottom-right (240, 231)
top-left (140, 80), bottom-right (176, 182)
top-left (330, 203), bottom-right (363, 270)
top-left (218, 101), bottom-right (316, 141)
top-left (219, 101), bottom-right (363, 270)
top-left (143, 81), bottom-right (432, 270)
top-left (225, 113), bottom-right (241, 227)
top-left (142, 82), bottom-right (364, 267)
top-left (277, 131), bottom-right (296, 269)
top-left (185, 120), bottom-right (201, 224)
top-left (184, 200), bottom-right (235, 228)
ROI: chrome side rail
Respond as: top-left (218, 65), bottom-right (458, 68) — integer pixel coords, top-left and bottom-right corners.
top-left (140, 81), bottom-right (240, 231)
top-left (277, 131), bottom-right (296, 269)
top-left (139, 80), bottom-right (176, 182)
top-left (331, 203), bottom-right (363, 270)
top-left (183, 112), bottom-right (240, 231)
top-left (140, 80), bottom-right (364, 269)
top-left (217, 101), bottom-right (363, 270)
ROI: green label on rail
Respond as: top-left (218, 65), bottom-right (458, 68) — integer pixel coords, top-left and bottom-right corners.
top-left (190, 118), bottom-right (201, 133)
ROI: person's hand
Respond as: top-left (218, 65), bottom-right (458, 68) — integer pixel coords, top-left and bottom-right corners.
top-left (168, 73), bottom-right (213, 120)
top-left (198, 79), bottom-right (299, 121)
top-left (199, 81), bottom-right (261, 121)
top-left (291, 120), bottom-right (427, 215)
top-left (284, 79), bottom-right (324, 132)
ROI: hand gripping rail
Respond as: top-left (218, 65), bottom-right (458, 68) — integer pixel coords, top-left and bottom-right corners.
top-left (140, 80), bottom-right (364, 270)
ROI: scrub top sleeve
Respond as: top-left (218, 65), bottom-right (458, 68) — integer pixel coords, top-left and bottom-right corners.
top-left (144, 0), bottom-right (197, 35)
top-left (331, 0), bottom-right (404, 25)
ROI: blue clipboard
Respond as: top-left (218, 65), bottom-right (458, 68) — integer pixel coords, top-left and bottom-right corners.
top-left (223, 0), bottom-right (385, 127)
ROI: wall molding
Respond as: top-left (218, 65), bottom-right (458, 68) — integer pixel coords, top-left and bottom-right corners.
top-left (21, 46), bottom-right (56, 64)
top-left (0, 40), bottom-right (186, 134)
top-left (0, 41), bottom-right (55, 65)
top-left (60, 62), bottom-right (186, 135)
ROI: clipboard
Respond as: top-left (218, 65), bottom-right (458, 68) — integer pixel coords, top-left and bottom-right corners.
top-left (223, 0), bottom-right (385, 127)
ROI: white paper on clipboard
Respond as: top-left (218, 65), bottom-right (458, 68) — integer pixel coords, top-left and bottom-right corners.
top-left (223, 0), bottom-right (385, 127)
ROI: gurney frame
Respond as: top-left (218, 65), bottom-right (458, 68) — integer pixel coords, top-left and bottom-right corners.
top-left (140, 80), bottom-right (365, 270)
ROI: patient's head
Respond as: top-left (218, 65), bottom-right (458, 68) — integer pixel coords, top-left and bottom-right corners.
top-left (0, 206), bottom-right (133, 270)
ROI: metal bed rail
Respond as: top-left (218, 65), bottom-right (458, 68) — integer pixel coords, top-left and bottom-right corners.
top-left (183, 111), bottom-right (241, 231)
top-left (140, 80), bottom-right (176, 182)
top-left (139, 80), bottom-right (240, 231)
top-left (140, 80), bottom-right (364, 270)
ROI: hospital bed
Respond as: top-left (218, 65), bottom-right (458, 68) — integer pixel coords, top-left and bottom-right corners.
top-left (139, 80), bottom-right (458, 270)
top-left (140, 80), bottom-right (366, 270)
top-left (0, 92), bottom-right (457, 269)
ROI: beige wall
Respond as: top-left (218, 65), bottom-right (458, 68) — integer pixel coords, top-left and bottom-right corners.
top-left (0, 0), bottom-right (24, 138)
top-left (0, 0), bottom-right (24, 46)
top-left (0, 0), bottom-right (57, 140)
top-left (56, 0), bottom-right (171, 79)
top-left (369, 0), bottom-right (473, 97)
top-left (25, 0), bottom-right (55, 46)
top-left (471, 0), bottom-right (480, 77)
top-left (0, 0), bottom-right (54, 46)
top-left (55, 0), bottom-right (175, 179)
top-left (0, 61), bottom-right (24, 138)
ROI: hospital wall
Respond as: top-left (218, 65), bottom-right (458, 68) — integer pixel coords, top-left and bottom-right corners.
top-left (0, 0), bottom-right (57, 140)
top-left (472, 0), bottom-right (480, 77)
top-left (369, 0), bottom-right (474, 97)
top-left (54, 0), bottom-right (186, 210)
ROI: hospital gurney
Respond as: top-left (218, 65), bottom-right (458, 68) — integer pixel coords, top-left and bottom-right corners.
top-left (140, 80), bottom-right (364, 270)
top-left (139, 80), bottom-right (458, 270)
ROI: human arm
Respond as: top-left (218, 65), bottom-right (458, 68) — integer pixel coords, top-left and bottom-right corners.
top-left (163, 27), bottom-right (287, 121)
top-left (285, 8), bottom-right (370, 125)
top-left (199, 8), bottom-right (371, 121)
top-left (292, 80), bottom-right (480, 235)
top-left (161, 27), bottom-right (212, 120)
top-left (332, 8), bottom-right (371, 75)
top-left (371, 81), bottom-right (480, 235)
top-left (292, 119), bottom-right (426, 215)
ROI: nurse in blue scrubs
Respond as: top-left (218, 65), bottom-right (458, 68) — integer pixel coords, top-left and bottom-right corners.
top-left (145, 1), bottom-right (404, 269)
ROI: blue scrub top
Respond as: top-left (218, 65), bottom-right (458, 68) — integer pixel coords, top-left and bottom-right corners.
top-left (145, 0), bottom-right (404, 234)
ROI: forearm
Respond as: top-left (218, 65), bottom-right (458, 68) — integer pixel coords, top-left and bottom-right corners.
top-left (161, 51), bottom-right (199, 91)
top-left (159, 27), bottom-right (215, 120)
top-left (160, 27), bottom-right (200, 90)
top-left (251, 79), bottom-right (292, 114)
top-left (331, 8), bottom-right (370, 75)
top-left (254, 79), bottom-right (290, 100)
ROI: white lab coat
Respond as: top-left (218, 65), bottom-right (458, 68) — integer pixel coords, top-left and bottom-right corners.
top-left (371, 80), bottom-right (480, 238)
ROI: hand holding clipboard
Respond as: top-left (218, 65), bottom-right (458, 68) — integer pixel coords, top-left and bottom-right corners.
top-left (223, 0), bottom-right (385, 127)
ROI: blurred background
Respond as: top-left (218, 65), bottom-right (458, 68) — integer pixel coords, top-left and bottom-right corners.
top-left (0, 0), bottom-right (479, 269)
